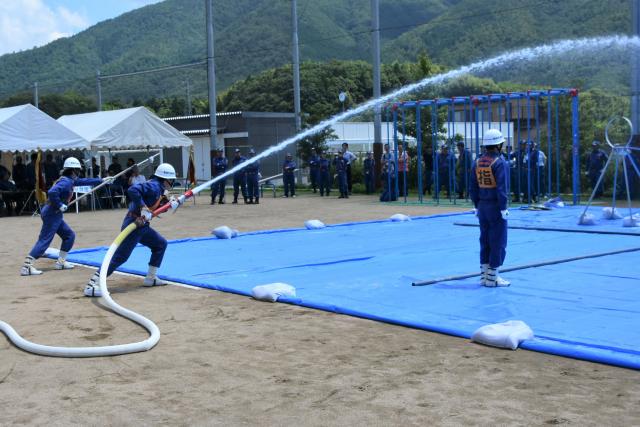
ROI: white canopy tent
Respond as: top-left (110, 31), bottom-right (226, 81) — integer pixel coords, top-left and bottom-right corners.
top-left (0, 104), bottom-right (89, 152)
top-left (57, 107), bottom-right (192, 150)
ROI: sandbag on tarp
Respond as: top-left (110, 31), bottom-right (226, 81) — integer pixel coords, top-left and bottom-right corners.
top-left (471, 320), bottom-right (534, 350)
top-left (212, 226), bottom-right (239, 239)
top-left (304, 219), bottom-right (326, 229)
top-left (252, 283), bottom-right (296, 302)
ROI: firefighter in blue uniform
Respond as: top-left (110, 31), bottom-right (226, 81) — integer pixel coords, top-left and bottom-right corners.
top-left (21, 157), bottom-right (105, 276)
top-left (586, 140), bottom-right (608, 198)
top-left (211, 148), bottom-right (228, 204)
top-left (363, 151), bottom-right (375, 194)
top-left (469, 129), bottom-right (510, 287)
top-left (309, 149), bottom-right (320, 193)
top-left (318, 151), bottom-right (331, 196)
top-left (245, 149), bottom-right (260, 204)
top-left (333, 151), bottom-right (348, 198)
top-left (84, 163), bottom-right (183, 297)
top-left (282, 153), bottom-right (296, 197)
top-left (231, 148), bottom-right (248, 204)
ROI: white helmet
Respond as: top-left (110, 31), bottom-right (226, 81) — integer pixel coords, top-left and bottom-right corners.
top-left (482, 129), bottom-right (505, 146)
top-left (63, 157), bottom-right (82, 169)
top-left (154, 163), bottom-right (176, 180)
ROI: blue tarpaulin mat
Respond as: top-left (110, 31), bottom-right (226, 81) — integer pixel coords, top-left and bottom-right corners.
top-left (61, 208), bottom-right (640, 369)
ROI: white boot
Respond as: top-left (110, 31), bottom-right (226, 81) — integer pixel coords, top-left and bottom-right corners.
top-left (55, 251), bottom-right (75, 270)
top-left (480, 264), bottom-right (489, 286)
top-left (485, 267), bottom-right (511, 287)
top-left (83, 272), bottom-right (102, 297)
top-left (143, 266), bottom-right (167, 287)
top-left (20, 256), bottom-right (43, 276)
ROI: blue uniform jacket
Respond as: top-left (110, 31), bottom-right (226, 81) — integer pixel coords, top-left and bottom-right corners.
top-left (469, 152), bottom-right (508, 211)
top-left (47, 176), bottom-right (101, 210)
top-left (283, 160), bottom-right (296, 176)
top-left (364, 158), bottom-right (375, 175)
top-left (319, 158), bottom-right (330, 173)
top-left (127, 178), bottom-right (164, 216)
top-left (333, 156), bottom-right (347, 172)
top-left (245, 159), bottom-right (260, 175)
top-left (212, 157), bottom-right (228, 176)
top-left (587, 149), bottom-right (608, 173)
top-left (232, 156), bottom-right (247, 176)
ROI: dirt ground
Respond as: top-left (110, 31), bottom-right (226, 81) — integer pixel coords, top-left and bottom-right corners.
top-left (0, 193), bottom-right (638, 426)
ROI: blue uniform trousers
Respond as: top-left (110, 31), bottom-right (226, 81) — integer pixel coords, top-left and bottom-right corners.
top-left (337, 170), bottom-right (348, 196)
top-left (233, 175), bottom-right (247, 201)
top-left (477, 200), bottom-right (507, 269)
top-left (319, 172), bottom-right (330, 196)
top-left (211, 179), bottom-right (226, 202)
top-left (29, 204), bottom-right (75, 258)
top-left (246, 173), bottom-right (259, 199)
top-left (283, 174), bottom-right (295, 196)
top-left (105, 216), bottom-right (167, 276)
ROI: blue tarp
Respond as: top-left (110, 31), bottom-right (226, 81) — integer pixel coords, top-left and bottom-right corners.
top-left (60, 207), bottom-right (640, 369)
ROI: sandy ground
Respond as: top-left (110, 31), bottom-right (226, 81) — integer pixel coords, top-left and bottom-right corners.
top-left (0, 192), bottom-right (639, 426)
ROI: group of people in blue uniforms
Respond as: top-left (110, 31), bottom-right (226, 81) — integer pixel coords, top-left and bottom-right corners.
top-left (22, 157), bottom-right (184, 298)
top-left (308, 143), bottom-right (372, 199)
top-left (210, 147), bottom-right (261, 205)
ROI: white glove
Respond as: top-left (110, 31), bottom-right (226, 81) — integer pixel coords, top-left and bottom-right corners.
top-left (169, 195), bottom-right (184, 213)
top-left (103, 176), bottom-right (115, 183)
top-left (501, 209), bottom-right (509, 220)
top-left (59, 204), bottom-right (68, 212)
top-left (472, 208), bottom-right (478, 217)
top-left (141, 208), bottom-right (153, 222)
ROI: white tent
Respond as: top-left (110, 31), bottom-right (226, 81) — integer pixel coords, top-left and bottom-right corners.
top-left (58, 107), bottom-right (192, 150)
top-left (0, 104), bottom-right (89, 152)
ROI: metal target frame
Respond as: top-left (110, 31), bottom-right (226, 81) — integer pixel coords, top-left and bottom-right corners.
top-left (384, 88), bottom-right (581, 205)
top-left (579, 116), bottom-right (640, 225)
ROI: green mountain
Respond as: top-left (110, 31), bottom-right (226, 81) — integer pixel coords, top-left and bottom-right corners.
top-left (0, 0), bottom-right (634, 104)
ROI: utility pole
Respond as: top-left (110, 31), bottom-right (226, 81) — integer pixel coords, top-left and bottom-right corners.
top-left (96, 69), bottom-right (102, 111)
top-left (371, 0), bottom-right (382, 187)
top-left (206, 0), bottom-right (218, 155)
top-left (185, 80), bottom-right (192, 116)
top-left (292, 0), bottom-right (302, 132)
top-left (33, 82), bottom-right (38, 109)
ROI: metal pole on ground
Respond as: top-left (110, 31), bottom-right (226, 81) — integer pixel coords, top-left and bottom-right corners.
top-left (571, 89), bottom-right (580, 205)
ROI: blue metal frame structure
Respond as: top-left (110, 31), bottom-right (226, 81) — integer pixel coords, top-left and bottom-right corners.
top-left (383, 88), bottom-right (580, 205)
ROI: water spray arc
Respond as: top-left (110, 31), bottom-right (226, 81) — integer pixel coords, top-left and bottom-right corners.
top-left (1, 35), bottom-right (639, 358)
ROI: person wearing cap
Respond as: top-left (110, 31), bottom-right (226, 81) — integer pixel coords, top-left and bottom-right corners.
top-left (363, 151), bottom-right (375, 194)
top-left (21, 157), bottom-right (105, 276)
top-left (397, 142), bottom-right (410, 197)
top-left (469, 129), bottom-right (510, 287)
top-left (231, 148), bottom-right (248, 204)
top-left (586, 140), bottom-right (608, 198)
top-left (436, 143), bottom-right (454, 199)
top-left (282, 153), bottom-right (296, 198)
top-left (333, 150), bottom-right (348, 198)
top-left (309, 148), bottom-right (320, 194)
top-left (245, 148), bottom-right (260, 204)
top-left (522, 140), bottom-right (540, 203)
top-left (380, 143), bottom-right (396, 202)
top-left (341, 143), bottom-right (357, 195)
top-left (83, 163), bottom-right (183, 297)
top-left (455, 140), bottom-right (472, 199)
top-left (211, 148), bottom-right (228, 204)
top-left (318, 150), bottom-right (331, 196)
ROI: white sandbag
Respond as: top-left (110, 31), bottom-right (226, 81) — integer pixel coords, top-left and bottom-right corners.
top-left (389, 213), bottom-right (411, 222)
top-left (577, 213), bottom-right (596, 225)
top-left (212, 226), bottom-right (239, 239)
top-left (304, 219), bottom-right (326, 229)
top-left (602, 207), bottom-right (623, 220)
top-left (251, 283), bottom-right (296, 302)
top-left (471, 320), bottom-right (534, 350)
top-left (44, 248), bottom-right (60, 257)
top-left (544, 196), bottom-right (565, 208)
top-left (622, 216), bottom-right (639, 227)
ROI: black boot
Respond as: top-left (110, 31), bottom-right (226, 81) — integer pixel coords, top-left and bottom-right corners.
top-left (210, 199), bottom-right (215, 205)
top-left (255, 198), bottom-right (259, 204)
top-left (219, 198), bottom-right (225, 204)
top-left (232, 197), bottom-right (238, 204)
top-left (247, 198), bottom-right (253, 204)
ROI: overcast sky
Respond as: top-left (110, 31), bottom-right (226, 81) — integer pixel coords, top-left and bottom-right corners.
top-left (0, 0), bottom-right (162, 56)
